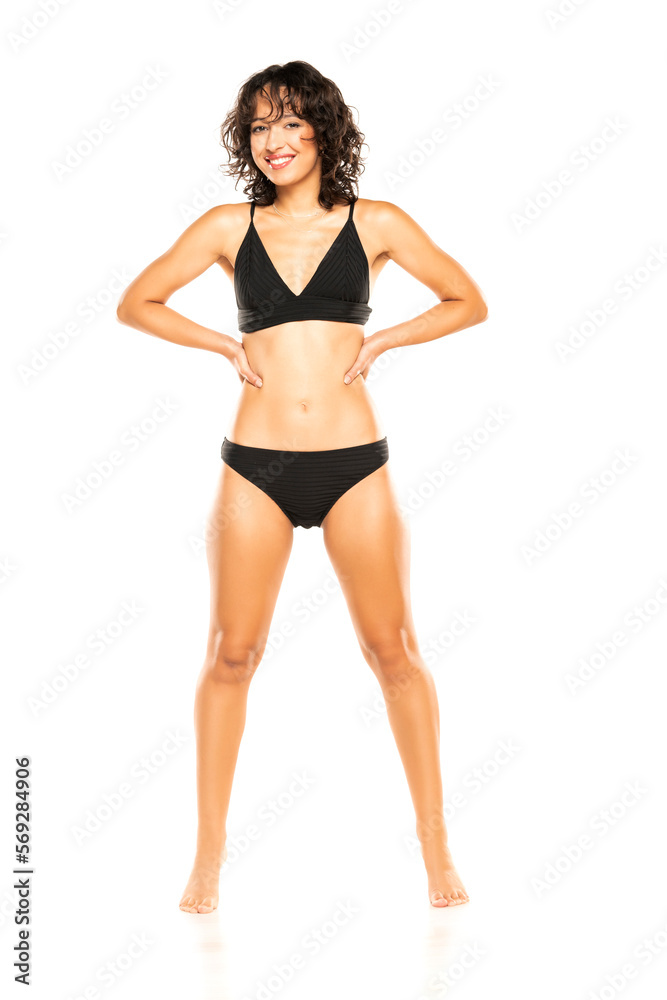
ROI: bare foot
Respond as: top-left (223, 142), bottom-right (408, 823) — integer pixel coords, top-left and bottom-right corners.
top-left (421, 841), bottom-right (469, 907)
top-left (179, 846), bottom-right (227, 914)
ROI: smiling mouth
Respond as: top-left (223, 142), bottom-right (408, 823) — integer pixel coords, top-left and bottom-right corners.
top-left (266, 155), bottom-right (295, 169)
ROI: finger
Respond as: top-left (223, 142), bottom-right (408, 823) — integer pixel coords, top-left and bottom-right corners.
top-left (242, 370), bottom-right (263, 388)
top-left (343, 368), bottom-right (363, 384)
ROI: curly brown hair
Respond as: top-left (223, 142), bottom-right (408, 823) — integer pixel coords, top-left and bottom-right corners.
top-left (219, 61), bottom-right (366, 210)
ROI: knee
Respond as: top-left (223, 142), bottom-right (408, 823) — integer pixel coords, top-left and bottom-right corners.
top-left (362, 630), bottom-right (423, 683)
top-left (203, 630), bottom-right (265, 684)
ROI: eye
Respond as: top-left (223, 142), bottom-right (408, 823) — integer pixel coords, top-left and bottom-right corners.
top-left (251, 121), bottom-right (303, 134)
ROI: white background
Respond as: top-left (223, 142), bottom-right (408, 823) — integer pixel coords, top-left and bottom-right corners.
top-left (2, 0), bottom-right (666, 997)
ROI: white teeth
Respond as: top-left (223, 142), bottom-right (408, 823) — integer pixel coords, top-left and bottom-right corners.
top-left (267, 156), bottom-right (294, 166)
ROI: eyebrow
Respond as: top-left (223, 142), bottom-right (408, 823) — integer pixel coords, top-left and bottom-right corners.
top-left (250, 113), bottom-right (301, 123)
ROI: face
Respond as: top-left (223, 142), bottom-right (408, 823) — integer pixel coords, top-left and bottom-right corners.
top-left (249, 89), bottom-right (321, 187)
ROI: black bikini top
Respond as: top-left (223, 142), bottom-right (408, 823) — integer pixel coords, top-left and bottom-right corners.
top-left (234, 199), bottom-right (371, 333)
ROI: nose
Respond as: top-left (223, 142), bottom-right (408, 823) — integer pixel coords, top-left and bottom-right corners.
top-left (265, 124), bottom-right (288, 153)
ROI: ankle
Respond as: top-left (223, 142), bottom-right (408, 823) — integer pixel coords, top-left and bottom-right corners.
top-left (193, 854), bottom-right (225, 872)
top-left (194, 842), bottom-right (227, 869)
top-left (418, 836), bottom-right (453, 858)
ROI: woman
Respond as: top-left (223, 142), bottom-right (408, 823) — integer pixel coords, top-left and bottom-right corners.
top-left (116, 60), bottom-right (488, 912)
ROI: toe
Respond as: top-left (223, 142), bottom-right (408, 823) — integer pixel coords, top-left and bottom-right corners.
top-left (430, 891), bottom-right (448, 906)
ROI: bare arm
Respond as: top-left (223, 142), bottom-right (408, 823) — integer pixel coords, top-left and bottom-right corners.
top-left (116, 205), bottom-right (262, 386)
top-left (368, 201), bottom-right (488, 355)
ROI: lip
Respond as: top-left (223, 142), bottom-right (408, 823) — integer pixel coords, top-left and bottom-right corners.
top-left (265, 154), bottom-right (295, 170)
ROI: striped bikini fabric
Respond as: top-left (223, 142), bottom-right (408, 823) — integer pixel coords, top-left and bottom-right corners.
top-left (233, 199), bottom-right (372, 333)
top-left (220, 437), bottom-right (389, 528)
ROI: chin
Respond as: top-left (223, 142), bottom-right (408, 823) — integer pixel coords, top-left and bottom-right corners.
top-left (265, 170), bottom-right (306, 185)
top-left (256, 159), bottom-right (318, 185)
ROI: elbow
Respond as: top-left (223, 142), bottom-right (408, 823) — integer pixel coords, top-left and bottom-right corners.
top-left (117, 295), bottom-right (165, 325)
top-left (447, 294), bottom-right (488, 329)
top-left (116, 295), bottom-right (132, 325)
top-left (116, 294), bottom-right (145, 326)
top-left (469, 295), bottom-right (489, 326)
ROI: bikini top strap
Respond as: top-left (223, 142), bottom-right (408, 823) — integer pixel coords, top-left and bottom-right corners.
top-left (250, 201), bottom-right (256, 220)
top-left (348, 199), bottom-right (355, 220)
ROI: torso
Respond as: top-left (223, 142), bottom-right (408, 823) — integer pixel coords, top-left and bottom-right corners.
top-left (216, 198), bottom-right (391, 451)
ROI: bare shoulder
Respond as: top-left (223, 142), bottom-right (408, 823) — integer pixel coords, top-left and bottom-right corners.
top-left (185, 201), bottom-right (248, 228)
top-left (205, 201), bottom-right (253, 222)
top-left (178, 201), bottom-right (252, 262)
top-left (353, 198), bottom-right (430, 258)
top-left (354, 197), bottom-right (413, 225)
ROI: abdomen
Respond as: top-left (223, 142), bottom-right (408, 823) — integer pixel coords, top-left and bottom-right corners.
top-left (226, 320), bottom-right (385, 450)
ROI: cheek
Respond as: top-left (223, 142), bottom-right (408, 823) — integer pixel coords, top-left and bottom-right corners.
top-left (295, 132), bottom-right (317, 154)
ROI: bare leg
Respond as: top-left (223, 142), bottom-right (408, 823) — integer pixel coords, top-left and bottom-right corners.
top-left (322, 464), bottom-right (469, 907)
top-left (179, 464), bottom-right (294, 912)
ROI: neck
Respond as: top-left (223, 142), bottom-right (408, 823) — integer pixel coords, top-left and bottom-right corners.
top-left (271, 173), bottom-right (326, 215)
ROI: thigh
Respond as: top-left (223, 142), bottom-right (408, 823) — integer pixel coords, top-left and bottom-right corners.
top-left (205, 462), bottom-right (294, 649)
top-left (321, 463), bottom-right (418, 655)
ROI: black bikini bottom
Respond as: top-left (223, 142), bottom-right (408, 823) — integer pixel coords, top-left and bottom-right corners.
top-left (220, 436), bottom-right (389, 529)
